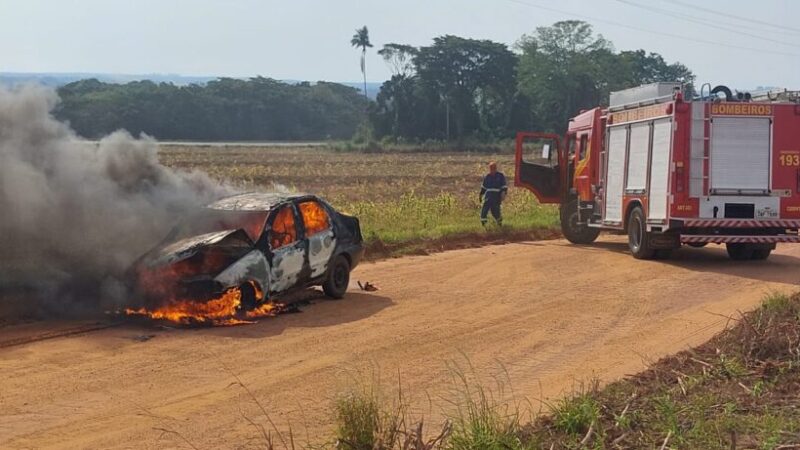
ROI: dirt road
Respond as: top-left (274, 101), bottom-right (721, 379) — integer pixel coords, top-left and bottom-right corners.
top-left (2, 236), bottom-right (799, 449)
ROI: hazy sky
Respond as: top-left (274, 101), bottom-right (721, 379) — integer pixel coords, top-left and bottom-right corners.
top-left (1, 0), bottom-right (799, 89)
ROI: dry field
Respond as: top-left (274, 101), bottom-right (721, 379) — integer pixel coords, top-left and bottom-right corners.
top-left (159, 145), bottom-right (559, 250)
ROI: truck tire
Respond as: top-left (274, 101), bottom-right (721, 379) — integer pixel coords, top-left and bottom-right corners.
top-left (655, 249), bottom-right (673, 259)
top-left (750, 247), bottom-right (772, 260)
top-left (560, 200), bottom-right (600, 244)
top-left (323, 255), bottom-right (351, 299)
top-left (726, 243), bottom-right (753, 261)
top-left (627, 206), bottom-right (655, 259)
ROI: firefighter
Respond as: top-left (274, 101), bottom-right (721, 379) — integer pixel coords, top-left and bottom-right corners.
top-left (479, 161), bottom-right (508, 226)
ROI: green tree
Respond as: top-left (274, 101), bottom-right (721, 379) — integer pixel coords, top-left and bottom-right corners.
top-left (375, 44), bottom-right (420, 136)
top-left (618, 49), bottom-right (695, 86)
top-left (516, 20), bottom-right (694, 134)
top-left (517, 21), bottom-right (616, 133)
top-left (415, 35), bottom-right (517, 139)
top-left (350, 26), bottom-right (373, 102)
top-left (378, 43), bottom-right (417, 78)
top-left (55, 78), bottom-right (366, 140)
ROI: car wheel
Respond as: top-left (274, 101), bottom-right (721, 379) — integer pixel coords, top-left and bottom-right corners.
top-left (239, 282), bottom-right (257, 311)
top-left (726, 243), bottom-right (754, 261)
top-left (323, 255), bottom-right (350, 299)
top-left (628, 206), bottom-right (655, 259)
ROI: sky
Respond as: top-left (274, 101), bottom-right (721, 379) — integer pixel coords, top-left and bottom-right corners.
top-left (1, 0), bottom-right (799, 90)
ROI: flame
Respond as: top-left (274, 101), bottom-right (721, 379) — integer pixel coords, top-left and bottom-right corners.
top-left (299, 201), bottom-right (330, 236)
top-left (125, 282), bottom-right (284, 326)
top-left (245, 302), bottom-right (280, 319)
top-left (271, 206), bottom-right (297, 249)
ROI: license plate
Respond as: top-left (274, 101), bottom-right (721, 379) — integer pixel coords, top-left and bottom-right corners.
top-left (757, 207), bottom-right (778, 218)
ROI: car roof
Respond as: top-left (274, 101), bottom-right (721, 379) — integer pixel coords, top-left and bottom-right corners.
top-left (206, 192), bottom-right (312, 212)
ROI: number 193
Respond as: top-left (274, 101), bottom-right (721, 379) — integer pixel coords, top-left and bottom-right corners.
top-left (779, 154), bottom-right (800, 166)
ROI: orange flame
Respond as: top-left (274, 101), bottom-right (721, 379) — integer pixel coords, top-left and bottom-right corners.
top-left (125, 282), bottom-right (284, 326)
top-left (299, 201), bottom-right (330, 236)
top-left (245, 302), bottom-right (280, 319)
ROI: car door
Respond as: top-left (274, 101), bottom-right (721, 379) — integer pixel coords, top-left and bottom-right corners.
top-left (297, 199), bottom-right (337, 279)
top-left (266, 203), bottom-right (307, 295)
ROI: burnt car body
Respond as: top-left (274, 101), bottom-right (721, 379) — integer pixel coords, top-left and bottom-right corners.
top-left (133, 192), bottom-right (364, 308)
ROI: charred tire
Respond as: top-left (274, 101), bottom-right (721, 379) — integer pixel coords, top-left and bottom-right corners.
top-left (560, 200), bottom-right (600, 244)
top-left (627, 206), bottom-right (655, 259)
top-left (239, 282), bottom-right (257, 311)
top-left (687, 242), bottom-right (708, 248)
top-left (750, 248), bottom-right (772, 260)
top-left (726, 243), bottom-right (754, 261)
top-left (654, 249), bottom-right (673, 259)
top-left (323, 255), bottom-right (350, 299)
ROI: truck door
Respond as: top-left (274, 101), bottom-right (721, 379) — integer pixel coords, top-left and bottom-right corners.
top-left (574, 132), bottom-right (593, 202)
top-left (515, 132), bottom-right (564, 204)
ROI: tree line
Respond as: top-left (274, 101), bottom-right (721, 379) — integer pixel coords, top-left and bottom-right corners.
top-left (54, 20), bottom-right (693, 142)
top-left (369, 20), bottom-right (694, 141)
top-left (55, 77), bottom-right (367, 140)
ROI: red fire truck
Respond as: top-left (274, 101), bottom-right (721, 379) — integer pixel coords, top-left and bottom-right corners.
top-left (515, 82), bottom-right (800, 260)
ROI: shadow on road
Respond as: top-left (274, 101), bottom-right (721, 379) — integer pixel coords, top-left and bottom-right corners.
top-left (0, 290), bottom-right (393, 348)
top-left (204, 291), bottom-right (394, 339)
top-left (573, 240), bottom-right (800, 285)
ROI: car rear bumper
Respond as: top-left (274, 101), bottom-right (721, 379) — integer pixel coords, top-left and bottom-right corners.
top-left (346, 244), bottom-right (365, 270)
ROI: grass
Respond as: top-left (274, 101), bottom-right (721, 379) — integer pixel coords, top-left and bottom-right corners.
top-left (158, 145), bottom-right (560, 257)
top-left (344, 191), bottom-right (557, 251)
top-left (333, 375), bottom-right (405, 450)
top-left (330, 361), bottom-right (532, 450)
top-left (521, 291), bottom-right (800, 449)
top-left (443, 361), bottom-right (531, 450)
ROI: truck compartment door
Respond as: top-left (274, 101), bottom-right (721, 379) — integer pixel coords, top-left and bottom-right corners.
top-left (515, 132), bottom-right (562, 204)
top-left (710, 117), bottom-right (771, 195)
top-left (648, 119), bottom-right (673, 221)
top-left (604, 126), bottom-right (628, 223)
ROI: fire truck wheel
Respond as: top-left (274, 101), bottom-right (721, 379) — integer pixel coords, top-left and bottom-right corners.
top-left (627, 206), bottom-right (655, 259)
top-left (686, 242), bottom-right (708, 248)
top-left (560, 200), bottom-right (600, 244)
top-left (750, 248), bottom-right (772, 260)
top-left (726, 243), bottom-right (754, 260)
top-left (323, 255), bottom-right (351, 299)
top-left (654, 249), bottom-right (673, 259)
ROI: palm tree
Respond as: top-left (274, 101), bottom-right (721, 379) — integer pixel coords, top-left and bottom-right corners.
top-left (350, 26), bottom-right (373, 102)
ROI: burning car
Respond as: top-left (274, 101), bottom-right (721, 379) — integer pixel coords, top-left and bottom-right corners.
top-left (126, 192), bottom-right (364, 325)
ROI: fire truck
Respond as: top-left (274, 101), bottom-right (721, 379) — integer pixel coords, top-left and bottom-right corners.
top-left (515, 82), bottom-right (800, 260)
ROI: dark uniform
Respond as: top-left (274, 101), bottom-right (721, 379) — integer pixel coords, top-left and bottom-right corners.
top-left (480, 171), bottom-right (508, 226)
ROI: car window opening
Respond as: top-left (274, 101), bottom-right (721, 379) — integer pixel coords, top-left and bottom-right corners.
top-left (299, 201), bottom-right (331, 237)
top-left (271, 206), bottom-right (297, 249)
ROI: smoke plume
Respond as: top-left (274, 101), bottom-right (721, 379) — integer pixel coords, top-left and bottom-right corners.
top-left (0, 85), bottom-right (230, 317)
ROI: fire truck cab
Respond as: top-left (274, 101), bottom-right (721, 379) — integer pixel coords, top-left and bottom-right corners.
top-left (516, 82), bottom-right (800, 260)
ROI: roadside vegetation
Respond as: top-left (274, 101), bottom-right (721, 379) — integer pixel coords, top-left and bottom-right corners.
top-left (159, 145), bottom-right (560, 258)
top-left (325, 292), bottom-right (800, 449)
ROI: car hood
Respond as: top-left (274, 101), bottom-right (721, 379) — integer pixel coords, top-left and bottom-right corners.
top-left (145, 229), bottom-right (254, 267)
